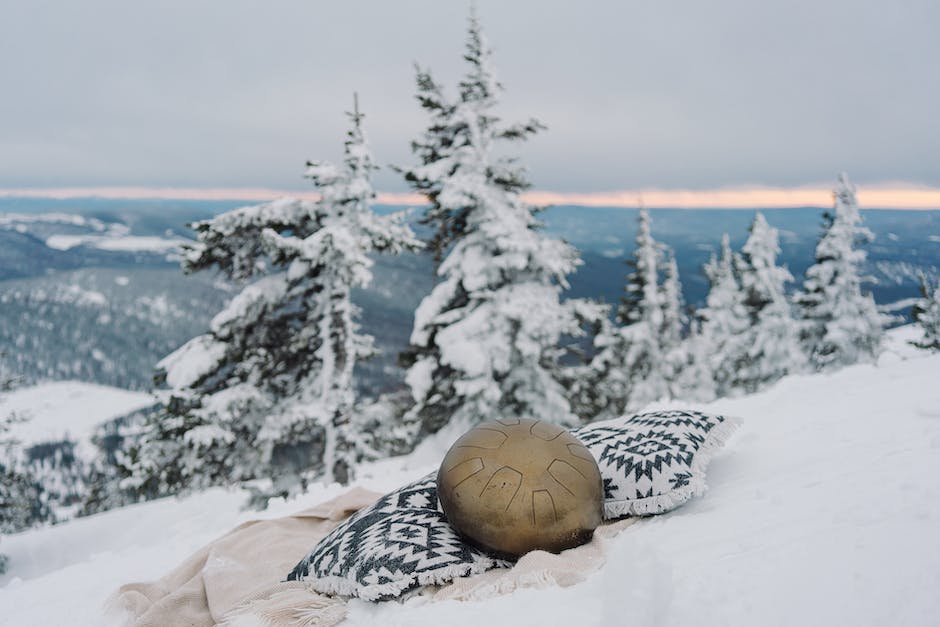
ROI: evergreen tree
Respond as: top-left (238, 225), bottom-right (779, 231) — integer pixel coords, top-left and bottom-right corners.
top-left (797, 173), bottom-right (883, 370)
top-left (735, 213), bottom-right (805, 391)
top-left (911, 274), bottom-right (940, 351)
top-left (660, 248), bottom-right (685, 352)
top-left (671, 317), bottom-right (718, 403)
top-left (618, 206), bottom-right (663, 327)
top-left (400, 11), bottom-right (588, 436)
top-left (578, 208), bottom-right (673, 419)
top-left (567, 314), bottom-right (629, 422)
top-left (699, 234), bottom-right (750, 397)
top-left (127, 101), bottom-right (418, 503)
top-left (616, 207), bottom-right (671, 407)
top-left (1, 360), bottom-right (50, 573)
top-left (659, 248), bottom-right (691, 396)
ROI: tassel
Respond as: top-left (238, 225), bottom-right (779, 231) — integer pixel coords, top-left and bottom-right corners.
top-left (220, 583), bottom-right (346, 627)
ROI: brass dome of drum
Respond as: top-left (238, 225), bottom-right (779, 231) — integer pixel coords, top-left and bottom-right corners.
top-left (437, 417), bottom-right (603, 557)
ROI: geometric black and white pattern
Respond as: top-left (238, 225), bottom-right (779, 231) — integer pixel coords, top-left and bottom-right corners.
top-left (288, 410), bottom-right (737, 600)
top-left (572, 409), bottom-right (738, 518)
top-left (286, 472), bottom-right (511, 601)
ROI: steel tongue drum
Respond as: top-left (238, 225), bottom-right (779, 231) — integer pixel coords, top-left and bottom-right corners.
top-left (437, 418), bottom-right (604, 557)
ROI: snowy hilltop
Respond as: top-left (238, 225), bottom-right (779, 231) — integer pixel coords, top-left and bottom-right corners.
top-left (0, 326), bottom-right (937, 626)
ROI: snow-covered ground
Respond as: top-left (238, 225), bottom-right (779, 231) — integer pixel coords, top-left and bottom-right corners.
top-left (1, 327), bottom-right (939, 626)
top-left (0, 210), bottom-right (186, 253)
top-left (45, 234), bottom-right (185, 253)
top-left (0, 382), bottom-right (153, 457)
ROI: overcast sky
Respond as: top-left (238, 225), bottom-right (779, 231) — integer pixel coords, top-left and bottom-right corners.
top-left (1, 0), bottom-right (938, 197)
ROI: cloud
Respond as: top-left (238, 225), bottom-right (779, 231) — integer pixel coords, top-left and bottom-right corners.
top-left (0, 1), bottom-right (938, 191)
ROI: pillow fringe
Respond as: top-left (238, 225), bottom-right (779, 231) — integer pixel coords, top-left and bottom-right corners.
top-left (602, 414), bottom-right (741, 519)
top-left (308, 559), bottom-right (504, 602)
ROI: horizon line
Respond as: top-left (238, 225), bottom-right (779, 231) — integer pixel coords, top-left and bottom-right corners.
top-left (2, 184), bottom-right (940, 210)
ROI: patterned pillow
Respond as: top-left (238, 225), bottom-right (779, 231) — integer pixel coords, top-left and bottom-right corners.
top-left (572, 409), bottom-right (739, 518)
top-left (286, 472), bottom-right (511, 601)
top-left (288, 409), bottom-right (737, 599)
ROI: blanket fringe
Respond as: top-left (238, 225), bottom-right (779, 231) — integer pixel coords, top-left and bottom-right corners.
top-left (220, 582), bottom-right (346, 627)
top-left (457, 566), bottom-right (561, 601)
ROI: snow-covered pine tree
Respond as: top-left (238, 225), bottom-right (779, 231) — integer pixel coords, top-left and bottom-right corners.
top-left (670, 316), bottom-right (717, 403)
top-left (797, 173), bottom-right (883, 370)
top-left (659, 247), bottom-right (689, 393)
top-left (1, 359), bottom-right (50, 573)
top-left (619, 206), bottom-right (663, 328)
top-left (698, 234), bottom-right (750, 397)
top-left (613, 206), bottom-right (671, 408)
top-left (566, 313), bottom-right (628, 423)
top-left (911, 274), bottom-right (940, 351)
top-left (399, 11), bottom-right (588, 436)
top-left (127, 100), bottom-right (419, 503)
top-left (734, 213), bottom-right (805, 391)
top-left (577, 207), bottom-right (672, 420)
top-left (660, 248), bottom-right (685, 352)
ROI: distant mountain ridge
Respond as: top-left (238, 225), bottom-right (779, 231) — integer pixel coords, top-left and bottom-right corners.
top-left (1, 199), bottom-right (938, 393)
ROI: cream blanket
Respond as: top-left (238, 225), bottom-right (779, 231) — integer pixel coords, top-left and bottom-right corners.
top-left (108, 488), bottom-right (636, 627)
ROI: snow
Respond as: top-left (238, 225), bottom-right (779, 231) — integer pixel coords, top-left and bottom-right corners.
top-left (0, 212), bottom-right (105, 230)
top-left (95, 236), bottom-right (185, 252)
top-left (0, 382), bottom-right (152, 454)
top-left (0, 465), bottom-right (427, 627)
top-left (1, 327), bottom-right (939, 626)
top-left (208, 273), bottom-right (289, 334)
top-left (157, 334), bottom-right (228, 390)
top-left (12, 209), bottom-right (183, 253)
top-left (44, 235), bottom-right (92, 250)
top-left (405, 358), bottom-right (435, 403)
top-left (45, 234), bottom-right (185, 252)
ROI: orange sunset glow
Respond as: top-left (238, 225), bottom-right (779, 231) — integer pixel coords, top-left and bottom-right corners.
top-left (2, 184), bottom-right (940, 209)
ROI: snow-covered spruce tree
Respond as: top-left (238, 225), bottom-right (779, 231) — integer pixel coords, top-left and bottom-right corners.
top-left (698, 234), bottom-right (750, 397)
top-left (0, 361), bottom-right (50, 573)
top-left (79, 405), bottom-right (157, 517)
top-left (399, 11), bottom-right (591, 436)
top-left (660, 248), bottom-right (685, 353)
top-left (659, 247), bottom-right (690, 393)
top-left (734, 213), bottom-right (805, 392)
top-left (659, 247), bottom-right (718, 403)
top-left (577, 207), bottom-right (674, 420)
top-left (796, 173), bottom-right (883, 370)
top-left (553, 297), bottom-right (613, 425)
top-left (127, 102), bottom-right (419, 502)
top-left (670, 317), bottom-right (717, 403)
top-left (911, 274), bottom-right (940, 351)
top-left (611, 208), bottom-right (671, 408)
top-left (619, 206), bottom-right (664, 329)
